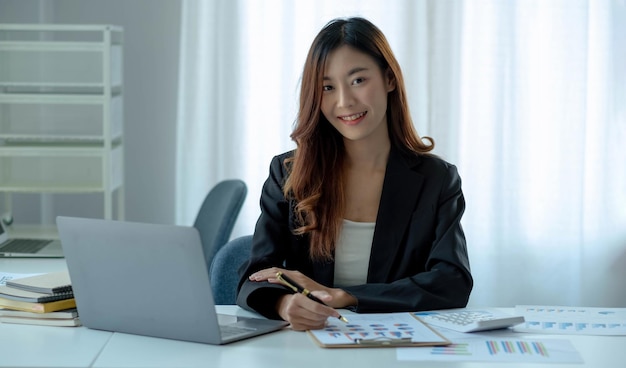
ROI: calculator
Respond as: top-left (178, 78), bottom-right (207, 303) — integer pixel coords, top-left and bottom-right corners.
top-left (416, 309), bottom-right (525, 333)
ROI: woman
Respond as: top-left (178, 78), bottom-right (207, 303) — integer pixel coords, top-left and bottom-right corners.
top-left (237, 17), bottom-right (472, 331)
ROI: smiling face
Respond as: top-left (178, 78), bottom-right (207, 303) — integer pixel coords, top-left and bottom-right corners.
top-left (320, 45), bottom-right (396, 147)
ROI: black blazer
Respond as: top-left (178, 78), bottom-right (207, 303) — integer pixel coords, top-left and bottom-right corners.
top-left (237, 148), bottom-right (472, 319)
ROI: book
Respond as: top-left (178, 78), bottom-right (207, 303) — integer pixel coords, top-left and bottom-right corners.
top-left (0, 296), bottom-right (76, 313)
top-left (0, 315), bottom-right (81, 327)
top-left (0, 285), bottom-right (73, 303)
top-left (0, 308), bottom-right (78, 319)
top-left (5, 271), bottom-right (72, 294)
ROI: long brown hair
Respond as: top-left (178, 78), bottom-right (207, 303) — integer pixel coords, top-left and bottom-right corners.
top-left (284, 17), bottom-right (434, 261)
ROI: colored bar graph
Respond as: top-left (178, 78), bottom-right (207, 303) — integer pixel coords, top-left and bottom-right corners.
top-left (517, 341), bottom-right (530, 354)
top-left (398, 338), bottom-right (582, 364)
top-left (485, 341), bottom-right (549, 357)
top-left (501, 340), bottom-right (515, 353)
top-left (486, 340), bottom-right (499, 355)
top-left (431, 343), bottom-right (472, 356)
top-left (532, 342), bottom-right (549, 357)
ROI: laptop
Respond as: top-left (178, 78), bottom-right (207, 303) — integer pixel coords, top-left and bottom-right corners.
top-left (56, 216), bottom-right (288, 345)
top-left (0, 221), bottom-right (63, 258)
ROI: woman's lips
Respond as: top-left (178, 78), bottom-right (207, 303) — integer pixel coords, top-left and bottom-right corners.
top-left (338, 111), bottom-right (367, 125)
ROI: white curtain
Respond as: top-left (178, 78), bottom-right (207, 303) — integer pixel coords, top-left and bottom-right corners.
top-left (177, 0), bottom-right (626, 307)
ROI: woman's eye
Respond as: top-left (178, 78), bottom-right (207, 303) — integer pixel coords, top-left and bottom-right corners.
top-left (352, 78), bottom-right (365, 85)
top-left (323, 85), bottom-right (333, 92)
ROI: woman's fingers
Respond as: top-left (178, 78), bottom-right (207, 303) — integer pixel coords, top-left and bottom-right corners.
top-left (248, 267), bottom-right (285, 281)
top-left (310, 290), bottom-right (333, 303)
top-left (249, 269), bottom-right (315, 289)
top-left (277, 293), bottom-right (335, 331)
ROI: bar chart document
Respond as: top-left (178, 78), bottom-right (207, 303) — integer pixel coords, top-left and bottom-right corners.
top-left (397, 338), bottom-right (583, 364)
top-left (514, 305), bottom-right (626, 335)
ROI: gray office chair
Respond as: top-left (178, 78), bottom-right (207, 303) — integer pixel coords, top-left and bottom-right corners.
top-left (209, 235), bottom-right (252, 305)
top-left (193, 179), bottom-right (247, 271)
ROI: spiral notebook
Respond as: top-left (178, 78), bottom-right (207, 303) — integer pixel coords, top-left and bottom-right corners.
top-left (1, 271), bottom-right (73, 304)
top-left (0, 286), bottom-right (73, 303)
top-left (5, 271), bottom-right (72, 294)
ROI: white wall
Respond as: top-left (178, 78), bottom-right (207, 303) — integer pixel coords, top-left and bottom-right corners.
top-left (0, 0), bottom-right (181, 225)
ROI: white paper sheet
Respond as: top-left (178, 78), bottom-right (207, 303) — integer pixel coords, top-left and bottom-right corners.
top-left (0, 272), bottom-right (42, 286)
top-left (514, 305), bottom-right (626, 335)
top-left (309, 313), bottom-right (448, 346)
top-left (397, 337), bottom-right (583, 364)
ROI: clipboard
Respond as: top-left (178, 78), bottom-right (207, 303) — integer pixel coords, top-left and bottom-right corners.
top-left (307, 312), bottom-right (451, 348)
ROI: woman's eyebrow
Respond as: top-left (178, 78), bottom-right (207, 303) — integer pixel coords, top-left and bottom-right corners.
top-left (323, 67), bottom-right (369, 80)
top-left (347, 67), bottom-right (368, 76)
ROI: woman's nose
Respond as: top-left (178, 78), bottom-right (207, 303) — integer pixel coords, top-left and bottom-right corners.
top-left (336, 86), bottom-right (355, 108)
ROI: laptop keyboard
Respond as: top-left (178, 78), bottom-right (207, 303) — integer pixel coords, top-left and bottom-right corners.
top-left (220, 324), bottom-right (257, 338)
top-left (0, 239), bottom-right (52, 253)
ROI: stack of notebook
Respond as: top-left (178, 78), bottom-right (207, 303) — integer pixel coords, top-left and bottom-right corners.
top-left (0, 271), bottom-right (80, 327)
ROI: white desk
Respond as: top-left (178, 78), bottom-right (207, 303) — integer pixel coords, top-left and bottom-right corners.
top-left (92, 306), bottom-right (626, 368)
top-left (2, 259), bottom-right (625, 368)
top-left (0, 323), bottom-right (111, 368)
top-left (0, 259), bottom-right (107, 367)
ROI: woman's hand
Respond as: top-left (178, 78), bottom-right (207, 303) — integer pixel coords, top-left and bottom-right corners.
top-left (249, 267), bottom-right (357, 329)
top-left (275, 292), bottom-right (337, 331)
top-left (249, 267), bottom-right (325, 294)
top-left (249, 267), bottom-right (352, 308)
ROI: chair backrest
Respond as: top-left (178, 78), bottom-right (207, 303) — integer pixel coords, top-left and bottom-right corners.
top-left (209, 235), bottom-right (252, 305)
top-left (193, 179), bottom-right (247, 269)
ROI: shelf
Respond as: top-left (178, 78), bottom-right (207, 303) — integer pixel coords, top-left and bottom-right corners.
top-left (0, 144), bottom-right (123, 192)
top-left (0, 41), bottom-right (104, 51)
top-left (0, 23), bottom-right (124, 221)
top-left (0, 93), bottom-right (123, 142)
top-left (0, 93), bottom-right (110, 103)
top-left (0, 24), bottom-right (123, 33)
top-left (0, 144), bottom-right (120, 155)
top-left (0, 185), bottom-right (118, 193)
top-left (0, 45), bottom-right (122, 87)
top-left (0, 135), bottom-right (114, 144)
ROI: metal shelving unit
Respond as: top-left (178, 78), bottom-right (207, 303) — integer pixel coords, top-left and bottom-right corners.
top-left (0, 24), bottom-right (124, 236)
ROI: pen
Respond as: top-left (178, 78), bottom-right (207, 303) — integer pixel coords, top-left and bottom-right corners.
top-left (275, 272), bottom-right (349, 323)
top-left (354, 337), bottom-right (413, 346)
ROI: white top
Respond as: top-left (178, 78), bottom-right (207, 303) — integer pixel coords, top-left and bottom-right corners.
top-left (333, 219), bottom-right (375, 287)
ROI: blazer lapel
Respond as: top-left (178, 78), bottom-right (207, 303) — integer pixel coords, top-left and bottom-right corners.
top-left (367, 149), bottom-right (424, 283)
